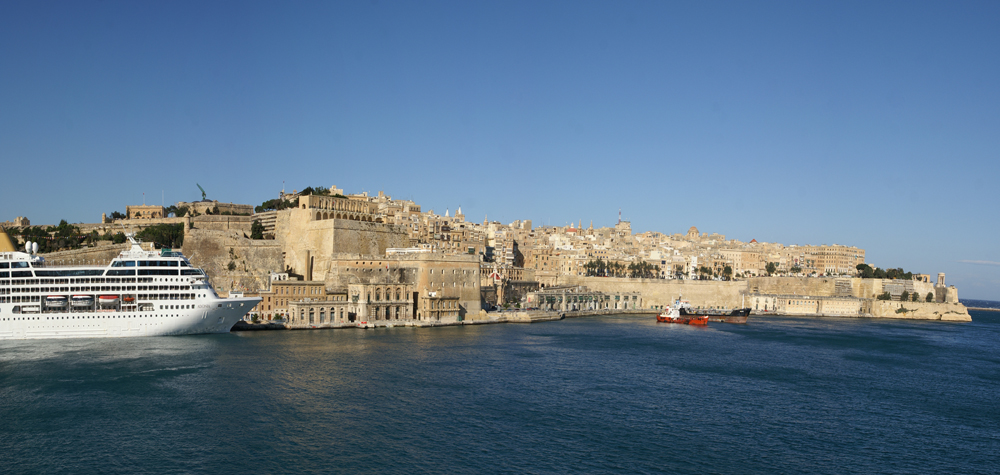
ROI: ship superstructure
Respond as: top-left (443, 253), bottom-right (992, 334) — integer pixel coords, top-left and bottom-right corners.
top-left (0, 229), bottom-right (259, 340)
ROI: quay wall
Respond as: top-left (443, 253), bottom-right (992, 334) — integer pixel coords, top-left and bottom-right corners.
top-left (870, 301), bottom-right (971, 321)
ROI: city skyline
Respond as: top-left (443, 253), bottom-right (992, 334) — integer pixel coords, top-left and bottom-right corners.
top-left (2, 1), bottom-right (998, 299)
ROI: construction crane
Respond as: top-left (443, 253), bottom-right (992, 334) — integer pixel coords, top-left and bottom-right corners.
top-left (197, 183), bottom-right (207, 201)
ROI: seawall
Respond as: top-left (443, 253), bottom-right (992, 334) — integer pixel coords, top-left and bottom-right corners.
top-left (870, 301), bottom-right (971, 321)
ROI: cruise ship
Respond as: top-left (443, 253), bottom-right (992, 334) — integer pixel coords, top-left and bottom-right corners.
top-left (0, 228), bottom-right (260, 340)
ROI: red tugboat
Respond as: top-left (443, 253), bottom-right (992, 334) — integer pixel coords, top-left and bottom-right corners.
top-left (657, 297), bottom-right (752, 325)
top-left (656, 303), bottom-right (709, 326)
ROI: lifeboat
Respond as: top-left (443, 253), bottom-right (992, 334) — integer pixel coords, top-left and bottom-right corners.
top-left (71, 295), bottom-right (94, 307)
top-left (45, 295), bottom-right (68, 308)
top-left (98, 295), bottom-right (120, 306)
top-left (122, 296), bottom-right (135, 303)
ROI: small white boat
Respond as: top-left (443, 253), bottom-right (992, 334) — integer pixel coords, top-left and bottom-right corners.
top-left (45, 295), bottom-right (68, 308)
top-left (98, 295), bottom-right (119, 306)
top-left (71, 295), bottom-right (94, 307)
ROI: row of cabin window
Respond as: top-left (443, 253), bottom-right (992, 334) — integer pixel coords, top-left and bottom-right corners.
top-left (7, 277), bottom-right (165, 285)
top-left (111, 260), bottom-right (191, 267)
top-left (3, 269), bottom-right (200, 278)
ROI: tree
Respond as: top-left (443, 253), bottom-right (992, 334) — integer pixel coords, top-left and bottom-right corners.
top-left (900, 290), bottom-right (909, 302)
top-left (911, 292), bottom-right (919, 302)
top-left (856, 263), bottom-right (874, 278)
top-left (877, 292), bottom-right (892, 300)
top-left (251, 220), bottom-right (265, 240)
top-left (255, 197), bottom-right (298, 213)
top-left (765, 262), bottom-right (777, 276)
top-left (300, 186), bottom-right (330, 196)
top-left (136, 223), bottom-right (184, 248)
top-left (51, 219), bottom-right (79, 238)
top-left (790, 266), bottom-right (802, 274)
top-left (926, 292), bottom-right (934, 302)
top-left (723, 265), bottom-right (733, 280)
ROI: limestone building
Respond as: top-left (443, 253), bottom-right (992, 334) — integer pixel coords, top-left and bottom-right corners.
top-left (0, 217), bottom-right (30, 228)
top-left (176, 200), bottom-right (253, 216)
top-left (126, 205), bottom-right (165, 219)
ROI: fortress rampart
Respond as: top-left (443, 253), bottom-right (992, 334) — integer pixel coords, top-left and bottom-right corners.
top-left (558, 276), bottom-right (746, 309)
top-left (182, 228), bottom-right (282, 294)
top-left (558, 275), bottom-right (970, 321)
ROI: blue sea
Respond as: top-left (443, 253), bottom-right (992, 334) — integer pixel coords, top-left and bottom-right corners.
top-left (3, 310), bottom-right (1000, 474)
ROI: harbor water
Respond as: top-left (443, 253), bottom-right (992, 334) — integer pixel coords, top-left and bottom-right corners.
top-left (3, 311), bottom-right (999, 474)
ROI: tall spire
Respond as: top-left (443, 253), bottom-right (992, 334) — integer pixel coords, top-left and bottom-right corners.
top-left (618, 208), bottom-right (621, 224)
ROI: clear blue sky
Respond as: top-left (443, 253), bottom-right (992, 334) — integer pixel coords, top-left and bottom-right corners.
top-left (2, 1), bottom-right (999, 299)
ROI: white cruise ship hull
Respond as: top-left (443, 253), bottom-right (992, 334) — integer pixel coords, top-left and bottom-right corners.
top-left (1, 232), bottom-right (261, 341)
top-left (0, 297), bottom-right (258, 340)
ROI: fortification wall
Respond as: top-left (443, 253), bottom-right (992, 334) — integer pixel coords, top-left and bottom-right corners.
top-left (870, 301), bottom-right (971, 321)
top-left (39, 242), bottom-right (134, 266)
top-left (558, 276), bottom-right (747, 309)
top-left (181, 228), bottom-right (282, 294)
top-left (851, 278), bottom-right (884, 299)
top-left (747, 277), bottom-right (845, 297)
top-left (190, 215), bottom-right (251, 233)
top-left (275, 209), bottom-right (409, 280)
top-left (748, 277), bottom-right (941, 301)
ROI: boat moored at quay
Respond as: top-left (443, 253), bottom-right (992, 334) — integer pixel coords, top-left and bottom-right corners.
top-left (656, 297), bottom-right (752, 325)
top-left (0, 229), bottom-right (260, 340)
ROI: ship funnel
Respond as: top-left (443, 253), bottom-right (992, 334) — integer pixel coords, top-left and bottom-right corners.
top-left (0, 228), bottom-right (15, 253)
